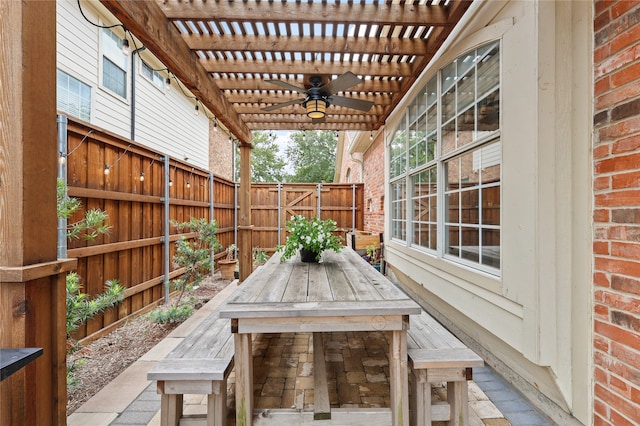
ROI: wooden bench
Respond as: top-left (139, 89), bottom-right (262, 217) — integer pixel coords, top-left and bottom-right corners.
top-left (408, 311), bottom-right (484, 426)
top-left (147, 309), bottom-right (234, 426)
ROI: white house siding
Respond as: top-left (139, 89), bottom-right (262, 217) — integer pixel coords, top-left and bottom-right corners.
top-left (384, 1), bottom-right (592, 424)
top-left (56, 0), bottom-right (210, 169)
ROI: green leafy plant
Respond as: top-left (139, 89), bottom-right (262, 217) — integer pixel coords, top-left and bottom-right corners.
top-left (65, 273), bottom-right (124, 337)
top-left (169, 218), bottom-right (221, 306)
top-left (278, 215), bottom-right (343, 262)
top-left (252, 246), bottom-right (269, 265)
top-left (148, 304), bottom-right (193, 324)
top-left (365, 242), bottom-right (380, 264)
top-left (57, 178), bottom-right (110, 240)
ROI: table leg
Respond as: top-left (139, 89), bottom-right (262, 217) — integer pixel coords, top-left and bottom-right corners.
top-left (389, 329), bottom-right (409, 426)
top-left (234, 333), bottom-right (253, 426)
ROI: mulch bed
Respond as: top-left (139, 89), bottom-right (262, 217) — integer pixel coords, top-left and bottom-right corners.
top-left (66, 276), bottom-right (232, 415)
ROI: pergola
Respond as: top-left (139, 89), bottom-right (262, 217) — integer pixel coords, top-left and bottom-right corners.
top-left (0, 0), bottom-right (470, 423)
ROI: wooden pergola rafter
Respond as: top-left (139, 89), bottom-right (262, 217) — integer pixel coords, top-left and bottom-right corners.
top-left (101, 0), bottom-right (471, 135)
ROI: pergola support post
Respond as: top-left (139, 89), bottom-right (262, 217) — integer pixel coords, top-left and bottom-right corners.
top-left (0, 1), bottom-right (76, 424)
top-left (238, 142), bottom-right (253, 282)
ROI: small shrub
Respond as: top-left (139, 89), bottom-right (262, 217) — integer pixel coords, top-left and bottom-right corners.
top-left (148, 305), bottom-right (194, 324)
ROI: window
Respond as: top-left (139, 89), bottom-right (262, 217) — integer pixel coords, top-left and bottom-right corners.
top-left (141, 60), bottom-right (165, 90)
top-left (389, 41), bottom-right (501, 273)
top-left (102, 28), bottom-right (127, 98)
top-left (57, 70), bottom-right (91, 121)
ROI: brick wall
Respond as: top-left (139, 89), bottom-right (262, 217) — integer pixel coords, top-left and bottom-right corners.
top-left (593, 2), bottom-right (640, 425)
top-left (209, 122), bottom-right (234, 180)
top-left (362, 133), bottom-right (385, 234)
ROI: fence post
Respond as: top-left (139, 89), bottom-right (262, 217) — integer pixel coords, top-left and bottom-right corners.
top-left (234, 182), bottom-right (239, 246)
top-left (277, 183), bottom-right (282, 245)
top-left (57, 115), bottom-right (68, 259)
top-left (163, 155), bottom-right (171, 303)
top-left (352, 183), bottom-right (357, 232)
top-left (209, 173), bottom-right (215, 276)
top-left (317, 183), bottom-right (322, 218)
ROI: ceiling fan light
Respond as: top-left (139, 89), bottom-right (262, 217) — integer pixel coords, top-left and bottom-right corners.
top-left (306, 99), bottom-right (327, 119)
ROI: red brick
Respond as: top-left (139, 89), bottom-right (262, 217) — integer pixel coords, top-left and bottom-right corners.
top-left (595, 46), bottom-right (638, 78)
top-left (608, 225), bottom-right (640, 241)
top-left (595, 272), bottom-right (611, 287)
top-left (595, 152), bottom-right (640, 174)
top-left (610, 408), bottom-right (638, 426)
top-left (611, 0), bottom-right (640, 19)
top-left (612, 61), bottom-right (640, 87)
top-left (595, 335), bottom-right (611, 353)
top-left (595, 0), bottom-right (615, 16)
top-left (594, 207), bottom-right (611, 222)
top-left (613, 171), bottom-right (640, 189)
top-left (593, 143), bottom-right (610, 159)
top-left (605, 292), bottom-right (640, 315)
top-left (596, 80), bottom-right (640, 110)
top-left (594, 413), bottom-right (610, 426)
top-left (595, 190), bottom-right (640, 207)
top-left (598, 116), bottom-right (640, 141)
top-left (611, 22), bottom-right (640, 54)
top-left (610, 374), bottom-right (631, 397)
top-left (611, 274), bottom-right (640, 295)
top-left (596, 303), bottom-right (611, 319)
top-left (612, 134), bottom-right (640, 153)
top-left (595, 349), bottom-right (640, 385)
top-left (595, 256), bottom-right (640, 277)
top-left (611, 241), bottom-right (640, 259)
top-left (595, 240), bottom-right (611, 255)
top-left (594, 320), bottom-right (640, 352)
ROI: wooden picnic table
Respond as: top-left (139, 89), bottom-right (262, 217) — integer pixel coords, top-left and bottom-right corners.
top-left (219, 247), bottom-right (421, 426)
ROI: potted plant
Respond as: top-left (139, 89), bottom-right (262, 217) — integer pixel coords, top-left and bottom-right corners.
top-left (278, 215), bottom-right (343, 262)
top-left (218, 243), bottom-right (237, 279)
top-left (364, 242), bottom-right (382, 272)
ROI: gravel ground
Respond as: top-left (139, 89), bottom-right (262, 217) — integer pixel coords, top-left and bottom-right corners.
top-left (66, 276), bottom-right (232, 415)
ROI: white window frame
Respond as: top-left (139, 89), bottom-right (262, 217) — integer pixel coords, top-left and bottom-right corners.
top-left (388, 41), bottom-right (502, 275)
top-left (100, 27), bottom-right (128, 100)
top-left (56, 69), bottom-right (92, 121)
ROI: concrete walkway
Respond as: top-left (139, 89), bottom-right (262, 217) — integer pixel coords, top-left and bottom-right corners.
top-left (68, 282), bottom-right (553, 426)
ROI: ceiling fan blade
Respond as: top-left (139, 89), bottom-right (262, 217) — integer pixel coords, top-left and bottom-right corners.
top-left (264, 79), bottom-right (308, 94)
top-left (329, 95), bottom-right (374, 112)
top-left (320, 71), bottom-right (363, 96)
top-left (261, 98), bottom-right (304, 111)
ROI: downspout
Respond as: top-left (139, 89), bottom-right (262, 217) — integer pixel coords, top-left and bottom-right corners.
top-left (130, 47), bottom-right (146, 140)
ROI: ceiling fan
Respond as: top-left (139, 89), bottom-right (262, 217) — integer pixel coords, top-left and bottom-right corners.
top-left (261, 71), bottom-right (374, 122)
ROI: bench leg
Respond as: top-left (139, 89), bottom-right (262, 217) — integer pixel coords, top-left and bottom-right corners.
top-left (160, 393), bottom-right (183, 426)
top-left (388, 330), bottom-right (409, 426)
top-left (447, 380), bottom-right (468, 426)
top-left (234, 332), bottom-right (253, 426)
top-left (411, 369), bottom-right (431, 426)
top-left (208, 381), bottom-right (227, 426)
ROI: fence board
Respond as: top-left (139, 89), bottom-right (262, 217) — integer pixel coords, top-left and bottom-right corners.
top-left (62, 117), bottom-right (363, 341)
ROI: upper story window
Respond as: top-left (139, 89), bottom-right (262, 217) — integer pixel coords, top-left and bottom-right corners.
top-left (141, 60), bottom-right (165, 90)
top-left (389, 41), bottom-right (501, 274)
top-left (57, 70), bottom-right (91, 121)
top-left (102, 28), bottom-right (127, 98)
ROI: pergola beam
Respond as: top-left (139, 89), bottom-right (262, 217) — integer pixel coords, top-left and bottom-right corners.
top-left (100, 0), bottom-right (253, 143)
top-left (184, 33), bottom-right (436, 56)
top-left (203, 59), bottom-right (414, 77)
top-left (216, 77), bottom-right (401, 93)
top-left (160, 2), bottom-right (450, 27)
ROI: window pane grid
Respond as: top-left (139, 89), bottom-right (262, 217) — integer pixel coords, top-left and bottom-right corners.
top-left (389, 41), bottom-right (500, 273)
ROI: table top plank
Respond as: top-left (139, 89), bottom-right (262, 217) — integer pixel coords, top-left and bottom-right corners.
top-left (308, 262), bottom-right (334, 302)
top-left (0, 348), bottom-right (43, 381)
top-left (282, 263), bottom-right (310, 302)
top-left (221, 248), bottom-right (421, 320)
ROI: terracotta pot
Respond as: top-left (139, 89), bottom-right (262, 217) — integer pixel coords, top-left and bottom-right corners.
top-left (218, 259), bottom-right (237, 279)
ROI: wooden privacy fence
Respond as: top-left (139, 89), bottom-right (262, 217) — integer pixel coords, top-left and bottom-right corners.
top-left (251, 182), bottom-right (365, 252)
top-left (59, 117), bottom-right (364, 342)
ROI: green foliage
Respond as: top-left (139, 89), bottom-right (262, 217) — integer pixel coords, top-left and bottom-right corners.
top-left (285, 131), bottom-right (337, 183)
top-left (247, 131), bottom-right (287, 182)
top-left (66, 358), bottom-right (85, 389)
top-left (277, 215), bottom-right (343, 261)
top-left (148, 304), bottom-right (194, 324)
top-left (57, 178), bottom-right (110, 240)
top-left (65, 273), bottom-right (125, 337)
top-left (252, 247), bottom-right (269, 265)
